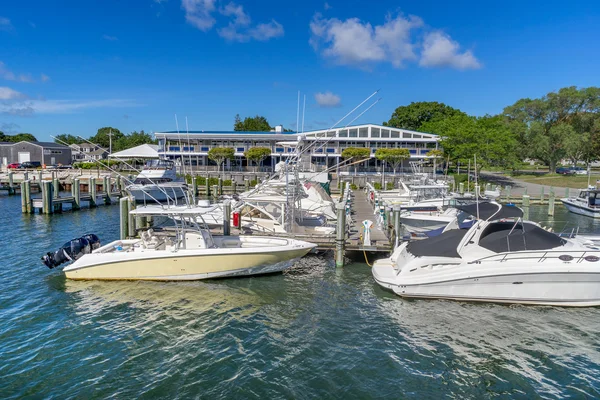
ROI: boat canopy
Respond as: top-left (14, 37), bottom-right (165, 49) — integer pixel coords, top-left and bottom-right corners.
top-left (456, 202), bottom-right (523, 221)
top-left (478, 221), bottom-right (566, 253)
top-left (407, 228), bottom-right (469, 258)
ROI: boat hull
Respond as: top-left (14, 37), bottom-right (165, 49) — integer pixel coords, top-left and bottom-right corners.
top-left (560, 199), bottom-right (600, 218)
top-left (64, 247), bottom-right (312, 281)
top-left (372, 260), bottom-right (600, 307)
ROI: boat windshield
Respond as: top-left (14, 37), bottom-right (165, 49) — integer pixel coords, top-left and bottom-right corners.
top-left (144, 159), bottom-right (175, 170)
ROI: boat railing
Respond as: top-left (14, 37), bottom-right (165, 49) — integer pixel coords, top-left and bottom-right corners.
top-left (468, 249), bottom-right (600, 265)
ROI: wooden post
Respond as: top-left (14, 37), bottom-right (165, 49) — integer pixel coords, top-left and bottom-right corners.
top-left (540, 186), bottom-right (545, 205)
top-left (38, 170), bottom-right (43, 185)
top-left (115, 176), bottom-right (121, 194)
top-left (193, 176), bottom-right (198, 197)
top-left (522, 194), bottom-right (530, 207)
top-left (128, 197), bottom-right (136, 238)
top-left (506, 185), bottom-right (512, 202)
top-left (335, 203), bottom-right (346, 268)
top-left (223, 200), bottom-right (231, 236)
top-left (548, 187), bottom-right (555, 216)
top-left (25, 180), bottom-right (32, 213)
top-left (459, 182), bottom-right (464, 195)
top-left (393, 204), bottom-right (401, 249)
top-left (119, 197), bottom-right (129, 240)
top-left (72, 178), bottom-right (81, 210)
top-left (42, 180), bottom-right (53, 214)
top-left (24, 172), bottom-right (28, 181)
top-left (20, 181), bottom-right (28, 213)
top-left (103, 176), bottom-right (111, 205)
top-left (8, 171), bottom-right (14, 195)
top-left (212, 185), bottom-right (218, 199)
top-left (205, 174), bottom-right (211, 197)
top-left (218, 177), bottom-right (223, 195)
top-left (89, 177), bottom-right (97, 207)
top-left (244, 178), bottom-right (249, 192)
top-left (53, 174), bottom-right (60, 199)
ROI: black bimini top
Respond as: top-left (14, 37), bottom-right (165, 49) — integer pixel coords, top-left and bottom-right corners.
top-left (456, 202), bottom-right (523, 221)
top-left (406, 228), bottom-right (469, 258)
top-left (478, 221), bottom-right (567, 253)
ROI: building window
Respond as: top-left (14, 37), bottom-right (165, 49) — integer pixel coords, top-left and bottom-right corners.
top-left (168, 146), bottom-right (180, 151)
top-left (326, 148), bottom-right (335, 153)
top-left (403, 132), bottom-right (413, 138)
top-left (275, 148), bottom-right (284, 153)
top-left (381, 129), bottom-right (390, 138)
top-left (359, 128), bottom-right (368, 138)
top-left (183, 146), bottom-right (194, 152)
top-left (349, 129), bottom-right (358, 138)
top-left (237, 147), bottom-right (245, 152)
top-left (371, 128), bottom-right (380, 138)
top-left (315, 148), bottom-right (323, 153)
top-left (339, 129), bottom-right (348, 137)
top-left (413, 134), bottom-right (422, 139)
top-left (391, 130), bottom-right (400, 138)
top-left (409, 149), bottom-right (417, 154)
top-left (201, 147), bottom-right (209, 151)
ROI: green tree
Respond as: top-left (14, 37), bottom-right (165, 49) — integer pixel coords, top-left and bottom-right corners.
top-left (244, 147), bottom-right (271, 172)
top-left (421, 114), bottom-right (519, 172)
top-left (114, 130), bottom-right (156, 152)
top-left (503, 86), bottom-right (600, 171)
top-left (208, 147), bottom-right (235, 176)
top-left (54, 134), bottom-right (80, 145)
top-left (375, 148), bottom-right (410, 174)
top-left (341, 147), bottom-right (371, 175)
top-left (1, 133), bottom-right (38, 142)
top-left (385, 101), bottom-right (466, 130)
top-left (234, 115), bottom-right (272, 131)
top-left (428, 149), bottom-right (444, 174)
top-left (89, 127), bottom-right (124, 150)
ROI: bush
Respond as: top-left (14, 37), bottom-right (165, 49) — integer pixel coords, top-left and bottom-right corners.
top-left (186, 175), bottom-right (233, 186)
top-left (373, 182), bottom-right (382, 190)
top-left (350, 183), bottom-right (358, 190)
top-left (386, 182), bottom-right (394, 190)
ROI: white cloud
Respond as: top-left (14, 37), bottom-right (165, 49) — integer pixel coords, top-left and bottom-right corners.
top-left (310, 12), bottom-right (482, 71)
top-left (315, 91), bottom-right (341, 108)
top-left (0, 97), bottom-right (140, 116)
top-left (0, 17), bottom-right (13, 32)
top-left (102, 34), bottom-right (119, 41)
top-left (324, 2), bottom-right (331, 10)
top-left (420, 31), bottom-right (481, 70)
top-left (182, 0), bottom-right (217, 31)
top-left (183, 0), bottom-right (283, 42)
top-left (0, 62), bottom-right (34, 82)
top-left (0, 87), bottom-right (26, 100)
top-left (310, 13), bottom-right (422, 68)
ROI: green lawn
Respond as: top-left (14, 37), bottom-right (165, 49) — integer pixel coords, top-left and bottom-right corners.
top-left (508, 174), bottom-right (600, 188)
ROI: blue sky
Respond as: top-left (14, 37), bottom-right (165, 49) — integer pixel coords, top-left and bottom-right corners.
top-left (1, 0), bottom-right (599, 141)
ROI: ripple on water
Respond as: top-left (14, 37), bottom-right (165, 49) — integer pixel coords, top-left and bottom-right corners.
top-left (1, 195), bottom-right (600, 398)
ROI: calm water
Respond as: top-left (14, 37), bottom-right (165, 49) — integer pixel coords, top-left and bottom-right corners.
top-left (1, 194), bottom-right (600, 399)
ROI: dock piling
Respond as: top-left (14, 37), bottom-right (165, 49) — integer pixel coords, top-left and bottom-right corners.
top-left (212, 185), bottom-right (218, 199)
top-left (128, 196), bottom-right (136, 238)
top-left (103, 176), bottom-right (111, 205)
top-left (193, 176), bottom-right (198, 197)
top-left (205, 174), bottom-right (211, 197)
top-left (72, 178), bottom-right (81, 210)
top-left (218, 178), bottom-right (223, 195)
top-left (522, 194), bottom-right (530, 207)
top-left (90, 177), bottom-right (97, 207)
top-left (53, 174), bottom-right (59, 198)
top-left (540, 186), bottom-right (545, 204)
top-left (459, 182), bottom-right (464, 195)
top-left (393, 205), bottom-right (401, 249)
top-left (223, 200), bottom-right (231, 236)
top-left (42, 180), bottom-right (53, 214)
top-left (244, 178), bottom-right (249, 193)
top-left (8, 171), bottom-right (14, 195)
top-left (335, 203), bottom-right (346, 268)
top-left (20, 181), bottom-right (28, 213)
top-left (119, 197), bottom-right (128, 240)
top-left (548, 187), bottom-right (555, 216)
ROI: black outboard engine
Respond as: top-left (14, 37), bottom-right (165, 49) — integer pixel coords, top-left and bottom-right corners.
top-left (42, 233), bottom-right (101, 269)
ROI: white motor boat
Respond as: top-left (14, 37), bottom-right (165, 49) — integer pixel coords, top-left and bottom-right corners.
top-left (400, 207), bottom-right (475, 236)
top-left (126, 159), bottom-right (187, 203)
top-left (561, 188), bottom-right (600, 218)
top-left (373, 202), bottom-right (600, 307)
top-left (42, 205), bottom-right (316, 281)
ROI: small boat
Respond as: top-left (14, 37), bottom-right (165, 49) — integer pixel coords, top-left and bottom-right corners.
top-left (561, 188), bottom-right (600, 218)
top-left (372, 202), bottom-right (600, 307)
top-left (126, 159), bottom-right (187, 203)
top-left (42, 205), bottom-right (316, 281)
top-left (399, 207), bottom-right (475, 236)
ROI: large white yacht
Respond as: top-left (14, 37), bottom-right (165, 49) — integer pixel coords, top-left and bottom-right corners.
top-left (561, 188), bottom-right (600, 218)
top-left (372, 202), bottom-right (600, 307)
top-left (126, 159), bottom-right (187, 203)
top-left (42, 205), bottom-right (316, 281)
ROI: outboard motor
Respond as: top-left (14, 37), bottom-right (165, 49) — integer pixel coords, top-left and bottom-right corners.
top-left (42, 234), bottom-right (101, 269)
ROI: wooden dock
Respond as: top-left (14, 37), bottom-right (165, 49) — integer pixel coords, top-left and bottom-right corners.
top-left (346, 190), bottom-right (390, 252)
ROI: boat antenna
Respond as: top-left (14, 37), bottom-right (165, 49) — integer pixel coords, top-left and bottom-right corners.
top-left (185, 116), bottom-right (195, 203)
top-left (475, 154), bottom-right (479, 220)
top-left (302, 94), bottom-right (306, 133)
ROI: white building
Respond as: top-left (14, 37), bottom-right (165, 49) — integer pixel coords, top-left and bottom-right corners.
top-left (154, 123), bottom-right (440, 172)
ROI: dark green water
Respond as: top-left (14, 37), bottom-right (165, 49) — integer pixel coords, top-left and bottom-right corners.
top-left (1, 194), bottom-right (600, 399)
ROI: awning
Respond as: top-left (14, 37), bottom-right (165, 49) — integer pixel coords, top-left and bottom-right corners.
top-left (108, 144), bottom-right (159, 159)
